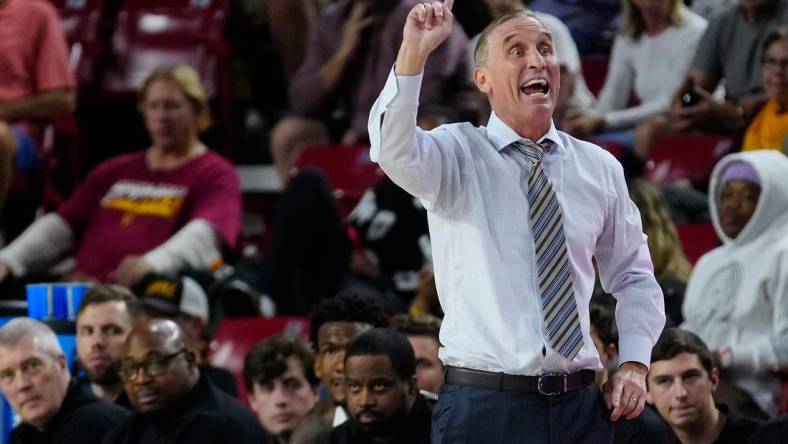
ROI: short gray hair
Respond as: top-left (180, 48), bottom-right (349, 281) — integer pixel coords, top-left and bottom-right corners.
top-left (474, 9), bottom-right (545, 68)
top-left (0, 318), bottom-right (64, 358)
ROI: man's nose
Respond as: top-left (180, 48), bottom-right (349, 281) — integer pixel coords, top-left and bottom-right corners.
top-left (358, 387), bottom-right (374, 407)
top-left (673, 380), bottom-right (688, 399)
top-left (526, 50), bottom-right (546, 69)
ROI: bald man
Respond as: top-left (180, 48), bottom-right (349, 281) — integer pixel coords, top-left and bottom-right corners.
top-left (102, 319), bottom-right (271, 444)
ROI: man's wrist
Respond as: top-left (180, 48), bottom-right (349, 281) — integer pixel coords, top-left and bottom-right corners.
top-left (619, 361), bottom-right (648, 374)
top-left (395, 44), bottom-right (428, 76)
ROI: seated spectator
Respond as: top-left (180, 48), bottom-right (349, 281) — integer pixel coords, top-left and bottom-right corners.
top-left (348, 176), bottom-right (431, 307)
top-left (634, 0), bottom-right (788, 161)
top-left (270, 0), bottom-right (478, 181)
top-left (589, 296), bottom-right (673, 444)
top-left (0, 0), bottom-right (75, 214)
top-left (742, 26), bottom-right (788, 152)
top-left (647, 328), bottom-right (762, 443)
top-left (289, 294), bottom-right (389, 444)
top-left (407, 267), bottom-right (441, 318)
top-left (527, 0), bottom-right (620, 55)
top-left (470, 0), bottom-right (595, 121)
top-left (389, 314), bottom-right (443, 397)
top-left (134, 272), bottom-right (239, 397)
top-left (0, 65), bottom-right (241, 289)
top-left (328, 328), bottom-right (432, 444)
top-left (562, 0), bottom-right (707, 145)
top-left (0, 318), bottom-right (128, 443)
top-left (628, 179), bottom-right (693, 326)
top-left (243, 333), bottom-right (321, 443)
top-left (748, 415), bottom-right (788, 444)
top-left (104, 319), bottom-right (267, 443)
top-left (689, 0), bottom-right (737, 20)
top-left (76, 284), bottom-right (144, 403)
top-left (681, 151), bottom-right (788, 418)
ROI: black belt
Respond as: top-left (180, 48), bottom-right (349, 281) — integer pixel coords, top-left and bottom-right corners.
top-left (444, 366), bottom-right (596, 397)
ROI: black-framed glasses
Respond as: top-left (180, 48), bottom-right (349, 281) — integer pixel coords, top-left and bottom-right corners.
top-left (120, 349), bottom-right (187, 382)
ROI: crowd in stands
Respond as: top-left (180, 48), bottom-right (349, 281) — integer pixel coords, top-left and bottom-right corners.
top-left (0, 0), bottom-right (786, 442)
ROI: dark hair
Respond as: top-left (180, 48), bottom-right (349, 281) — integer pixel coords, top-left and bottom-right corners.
top-left (589, 295), bottom-right (618, 348)
top-left (762, 25), bottom-right (788, 62)
top-left (390, 314), bottom-right (441, 340)
top-left (308, 293), bottom-right (389, 348)
top-left (76, 284), bottom-right (144, 324)
top-left (345, 328), bottom-right (415, 381)
top-left (650, 328), bottom-right (714, 374)
top-left (243, 333), bottom-right (319, 392)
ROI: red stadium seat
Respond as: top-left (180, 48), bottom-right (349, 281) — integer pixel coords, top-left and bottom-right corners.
top-left (644, 136), bottom-right (734, 189)
top-left (675, 223), bottom-right (719, 264)
top-left (102, 0), bottom-right (230, 95)
top-left (779, 371), bottom-right (788, 414)
top-left (50, 0), bottom-right (106, 86)
top-left (207, 316), bottom-right (310, 404)
top-left (580, 55), bottom-right (609, 97)
top-left (295, 144), bottom-right (385, 218)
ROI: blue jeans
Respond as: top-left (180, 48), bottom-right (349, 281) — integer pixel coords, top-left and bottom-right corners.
top-left (432, 382), bottom-right (612, 444)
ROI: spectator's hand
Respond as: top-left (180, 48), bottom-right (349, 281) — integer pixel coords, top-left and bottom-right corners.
top-left (338, 2), bottom-right (378, 58)
top-left (604, 361), bottom-right (648, 421)
top-left (562, 111), bottom-right (604, 140)
top-left (113, 256), bottom-right (154, 288)
top-left (397, 0), bottom-right (455, 75)
top-left (668, 86), bottom-right (740, 132)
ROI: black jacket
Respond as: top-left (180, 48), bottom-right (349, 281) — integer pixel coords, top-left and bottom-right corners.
top-left (614, 405), bottom-right (672, 444)
top-left (10, 381), bottom-right (129, 444)
top-left (327, 394), bottom-right (432, 444)
top-left (102, 373), bottom-right (271, 444)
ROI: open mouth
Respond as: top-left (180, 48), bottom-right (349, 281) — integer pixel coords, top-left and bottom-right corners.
top-left (520, 79), bottom-right (550, 96)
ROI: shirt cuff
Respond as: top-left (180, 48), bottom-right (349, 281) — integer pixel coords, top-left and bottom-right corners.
top-left (391, 68), bottom-right (423, 108)
top-left (618, 334), bottom-right (655, 370)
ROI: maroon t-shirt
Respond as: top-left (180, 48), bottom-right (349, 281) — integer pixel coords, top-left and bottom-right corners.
top-left (57, 150), bottom-right (241, 281)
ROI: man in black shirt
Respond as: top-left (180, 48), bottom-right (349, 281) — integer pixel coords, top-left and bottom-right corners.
top-left (103, 319), bottom-right (269, 444)
top-left (328, 328), bottom-right (431, 444)
top-left (589, 296), bottom-right (673, 444)
top-left (0, 318), bottom-right (128, 444)
top-left (647, 328), bottom-right (761, 444)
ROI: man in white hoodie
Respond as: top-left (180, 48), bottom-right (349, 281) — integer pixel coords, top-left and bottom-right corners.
top-left (681, 150), bottom-right (788, 419)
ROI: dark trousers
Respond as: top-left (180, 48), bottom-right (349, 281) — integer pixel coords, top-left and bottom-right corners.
top-left (432, 382), bottom-right (612, 444)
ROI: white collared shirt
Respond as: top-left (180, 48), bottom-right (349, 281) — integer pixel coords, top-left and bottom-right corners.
top-left (368, 69), bottom-right (665, 375)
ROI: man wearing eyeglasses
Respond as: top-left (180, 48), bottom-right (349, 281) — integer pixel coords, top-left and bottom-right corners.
top-left (0, 318), bottom-right (128, 444)
top-left (103, 319), bottom-right (271, 444)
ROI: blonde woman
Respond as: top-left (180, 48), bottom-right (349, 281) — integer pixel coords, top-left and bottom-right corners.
top-left (0, 65), bottom-right (241, 288)
top-left (563, 0), bottom-right (707, 142)
top-left (629, 179), bottom-right (692, 326)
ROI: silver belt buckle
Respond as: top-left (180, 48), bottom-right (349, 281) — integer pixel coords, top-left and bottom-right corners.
top-left (537, 373), bottom-right (566, 397)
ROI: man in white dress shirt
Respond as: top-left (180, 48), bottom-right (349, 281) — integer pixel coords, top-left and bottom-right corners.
top-left (367, 1), bottom-right (665, 442)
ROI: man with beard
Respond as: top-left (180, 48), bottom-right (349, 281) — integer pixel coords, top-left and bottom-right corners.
top-left (103, 319), bottom-right (268, 443)
top-left (289, 294), bottom-right (389, 444)
top-left (327, 328), bottom-right (431, 444)
top-left (76, 284), bottom-right (144, 403)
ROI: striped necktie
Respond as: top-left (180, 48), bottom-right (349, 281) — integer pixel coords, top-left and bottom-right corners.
top-left (512, 139), bottom-right (584, 360)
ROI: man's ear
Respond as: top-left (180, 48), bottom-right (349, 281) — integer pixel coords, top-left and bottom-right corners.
top-left (474, 67), bottom-right (491, 94)
top-left (710, 367), bottom-right (720, 392)
top-left (314, 356), bottom-right (323, 380)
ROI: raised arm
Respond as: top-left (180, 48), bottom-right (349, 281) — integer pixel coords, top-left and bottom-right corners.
top-left (368, 1), bottom-right (466, 213)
